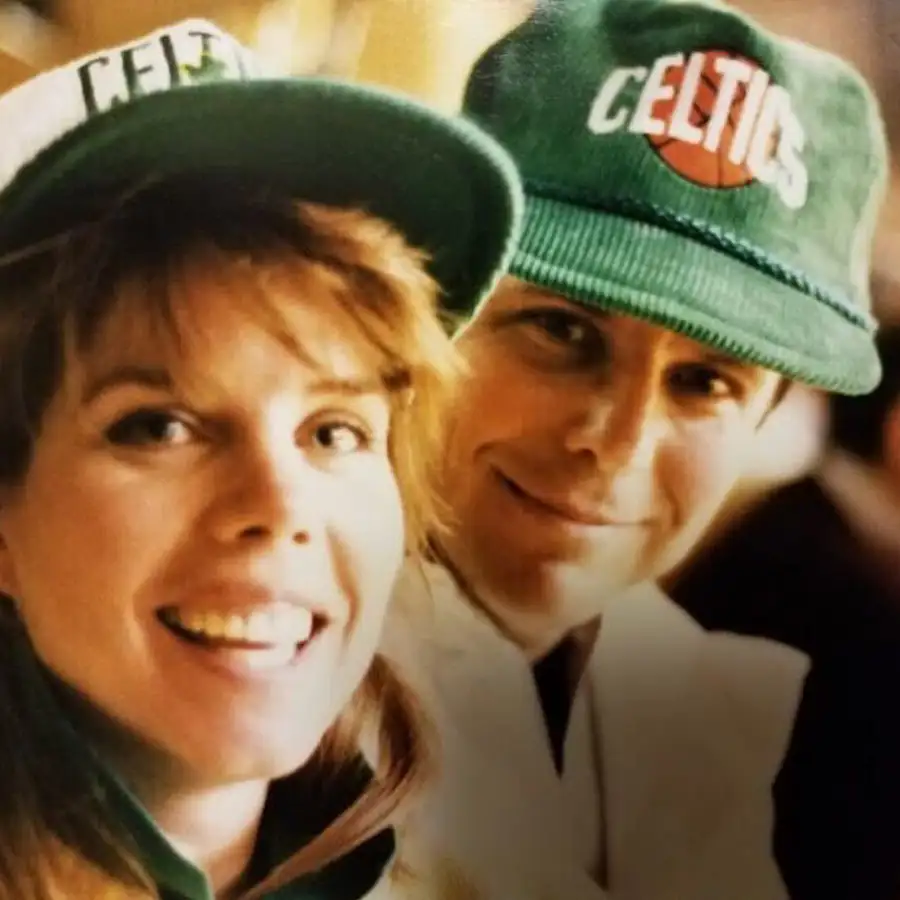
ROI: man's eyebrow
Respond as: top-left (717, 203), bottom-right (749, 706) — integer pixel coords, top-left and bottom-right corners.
top-left (515, 282), bottom-right (571, 303)
top-left (698, 350), bottom-right (772, 384)
top-left (307, 376), bottom-right (392, 397)
top-left (81, 366), bottom-right (174, 405)
top-left (701, 349), bottom-right (759, 370)
top-left (510, 283), bottom-right (612, 318)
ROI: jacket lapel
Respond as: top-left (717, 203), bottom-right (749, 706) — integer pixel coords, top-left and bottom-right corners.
top-left (383, 563), bottom-right (609, 900)
top-left (382, 567), bottom-right (807, 900)
top-left (592, 583), bottom-right (808, 900)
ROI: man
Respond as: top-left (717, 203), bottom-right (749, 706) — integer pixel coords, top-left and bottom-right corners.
top-left (383, 1), bottom-right (889, 899)
top-left (671, 321), bottom-right (900, 900)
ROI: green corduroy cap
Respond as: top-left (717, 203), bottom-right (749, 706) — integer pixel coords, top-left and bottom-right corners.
top-left (462, 0), bottom-right (889, 394)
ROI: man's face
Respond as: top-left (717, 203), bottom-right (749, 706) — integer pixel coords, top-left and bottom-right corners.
top-left (441, 277), bottom-right (782, 656)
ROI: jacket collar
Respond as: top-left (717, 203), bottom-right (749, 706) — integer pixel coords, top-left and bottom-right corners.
top-left (387, 564), bottom-right (807, 900)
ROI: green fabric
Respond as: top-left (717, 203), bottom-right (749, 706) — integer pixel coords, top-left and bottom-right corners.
top-left (101, 757), bottom-right (394, 900)
top-left (38, 668), bottom-right (394, 900)
top-left (0, 19), bottom-right (522, 316)
top-left (462, 0), bottom-right (888, 394)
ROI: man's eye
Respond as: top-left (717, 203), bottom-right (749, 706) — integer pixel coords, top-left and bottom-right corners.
top-left (105, 410), bottom-right (194, 447)
top-left (668, 365), bottom-right (737, 400)
top-left (525, 309), bottom-right (595, 346)
top-left (506, 307), bottom-right (608, 369)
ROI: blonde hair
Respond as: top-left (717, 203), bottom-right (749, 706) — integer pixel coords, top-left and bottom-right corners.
top-left (0, 176), bottom-right (462, 899)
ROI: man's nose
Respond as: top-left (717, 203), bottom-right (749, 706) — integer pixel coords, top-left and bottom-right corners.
top-left (562, 371), bottom-right (666, 474)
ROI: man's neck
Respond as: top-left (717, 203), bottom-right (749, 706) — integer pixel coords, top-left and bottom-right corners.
top-left (432, 539), bottom-right (578, 661)
top-left (433, 540), bottom-right (605, 761)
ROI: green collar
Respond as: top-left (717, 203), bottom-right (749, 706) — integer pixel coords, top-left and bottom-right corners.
top-left (104, 756), bottom-right (394, 900)
top-left (39, 668), bottom-right (395, 900)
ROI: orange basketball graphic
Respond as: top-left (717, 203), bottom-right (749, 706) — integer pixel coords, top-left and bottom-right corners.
top-left (647, 50), bottom-right (766, 189)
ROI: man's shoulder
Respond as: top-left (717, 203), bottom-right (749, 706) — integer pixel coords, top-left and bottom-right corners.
top-left (599, 586), bottom-right (810, 752)
top-left (604, 583), bottom-right (809, 671)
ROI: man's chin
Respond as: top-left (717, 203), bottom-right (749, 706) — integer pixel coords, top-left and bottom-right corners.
top-left (470, 557), bottom-right (636, 655)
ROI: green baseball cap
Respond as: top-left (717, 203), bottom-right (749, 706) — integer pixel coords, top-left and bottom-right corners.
top-left (463, 0), bottom-right (888, 394)
top-left (0, 19), bottom-right (523, 312)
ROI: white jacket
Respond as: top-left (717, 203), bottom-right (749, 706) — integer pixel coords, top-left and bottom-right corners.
top-left (374, 561), bottom-right (809, 900)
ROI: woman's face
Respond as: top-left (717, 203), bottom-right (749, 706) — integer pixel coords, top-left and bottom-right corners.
top-left (0, 264), bottom-right (406, 788)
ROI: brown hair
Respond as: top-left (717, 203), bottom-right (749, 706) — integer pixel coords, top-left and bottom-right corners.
top-left (0, 176), bottom-right (462, 899)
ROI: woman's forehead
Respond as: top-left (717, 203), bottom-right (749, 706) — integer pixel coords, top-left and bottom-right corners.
top-left (70, 260), bottom-right (389, 400)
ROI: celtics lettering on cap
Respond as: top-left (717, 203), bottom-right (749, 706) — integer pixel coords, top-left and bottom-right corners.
top-left (587, 50), bottom-right (808, 210)
top-left (77, 24), bottom-right (259, 118)
top-left (0, 20), bottom-right (268, 204)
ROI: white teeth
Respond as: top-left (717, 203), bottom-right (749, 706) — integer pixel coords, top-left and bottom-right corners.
top-left (205, 613), bottom-right (226, 639)
top-left (223, 614), bottom-right (245, 641)
top-left (182, 611), bottom-right (207, 634)
top-left (245, 611), bottom-right (271, 643)
top-left (165, 604), bottom-right (314, 647)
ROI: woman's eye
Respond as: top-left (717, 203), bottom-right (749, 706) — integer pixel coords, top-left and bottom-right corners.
top-left (105, 410), bottom-right (194, 447)
top-left (311, 422), bottom-right (371, 455)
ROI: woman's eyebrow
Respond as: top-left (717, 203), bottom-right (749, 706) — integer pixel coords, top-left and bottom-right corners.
top-left (82, 367), bottom-right (389, 406)
top-left (81, 365), bottom-right (173, 405)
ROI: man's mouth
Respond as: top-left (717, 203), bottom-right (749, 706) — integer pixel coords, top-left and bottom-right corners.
top-left (157, 602), bottom-right (325, 670)
top-left (495, 469), bottom-right (641, 528)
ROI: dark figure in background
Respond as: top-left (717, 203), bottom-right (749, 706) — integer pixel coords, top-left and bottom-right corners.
top-left (671, 323), bottom-right (900, 900)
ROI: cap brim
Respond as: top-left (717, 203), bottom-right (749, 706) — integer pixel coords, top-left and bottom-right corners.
top-left (0, 79), bottom-right (522, 314)
top-left (501, 194), bottom-right (880, 396)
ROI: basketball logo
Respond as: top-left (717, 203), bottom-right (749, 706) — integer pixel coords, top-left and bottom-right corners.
top-left (646, 50), bottom-right (767, 189)
top-left (585, 50), bottom-right (809, 209)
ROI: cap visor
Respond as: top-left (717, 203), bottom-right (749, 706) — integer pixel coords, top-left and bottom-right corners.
top-left (506, 195), bottom-right (880, 395)
top-left (0, 79), bottom-right (521, 313)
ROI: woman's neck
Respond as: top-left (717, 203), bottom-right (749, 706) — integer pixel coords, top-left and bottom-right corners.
top-left (104, 735), bottom-right (270, 898)
top-left (52, 678), bottom-right (270, 898)
top-left (149, 780), bottom-right (268, 899)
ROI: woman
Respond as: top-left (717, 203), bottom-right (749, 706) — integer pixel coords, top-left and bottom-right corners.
top-left (0, 18), bottom-right (521, 900)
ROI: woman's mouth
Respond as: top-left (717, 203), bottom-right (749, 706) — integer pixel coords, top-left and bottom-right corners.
top-left (157, 602), bottom-right (322, 671)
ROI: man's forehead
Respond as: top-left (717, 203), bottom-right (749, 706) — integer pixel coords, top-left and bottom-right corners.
top-left (493, 276), bottom-right (607, 314)
top-left (498, 276), bottom-right (567, 301)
